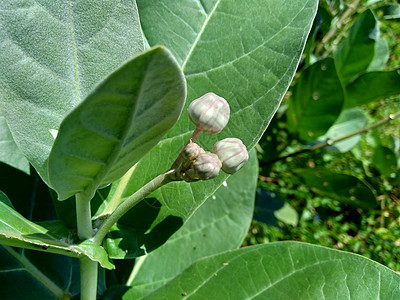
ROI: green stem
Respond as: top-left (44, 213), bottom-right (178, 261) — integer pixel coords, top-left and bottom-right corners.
top-left (92, 171), bottom-right (173, 245)
top-left (79, 257), bottom-right (98, 300)
top-left (76, 194), bottom-right (98, 300)
top-left (2, 245), bottom-right (71, 300)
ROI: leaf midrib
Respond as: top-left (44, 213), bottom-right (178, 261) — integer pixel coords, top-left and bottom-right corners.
top-left (181, 0), bottom-right (221, 71)
top-left (68, 0), bottom-right (81, 105)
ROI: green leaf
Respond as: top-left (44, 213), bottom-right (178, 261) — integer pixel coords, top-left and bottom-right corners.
top-left (0, 0), bottom-right (144, 184)
top-left (48, 46), bottom-right (186, 200)
top-left (294, 168), bottom-right (377, 209)
top-left (335, 9), bottom-right (379, 84)
top-left (367, 38), bottom-right (389, 72)
top-left (0, 106), bottom-right (30, 174)
top-left (121, 151), bottom-right (258, 298)
top-left (0, 246), bottom-right (78, 300)
top-left (287, 58), bottom-right (344, 141)
top-left (254, 188), bottom-right (298, 227)
top-left (320, 108), bottom-right (367, 152)
top-left (103, 0), bottom-right (317, 257)
top-left (375, 4), bottom-right (400, 20)
top-left (344, 69), bottom-right (400, 108)
top-left (0, 191), bottom-right (114, 269)
top-left (141, 242), bottom-right (400, 299)
top-left (372, 145), bottom-right (398, 176)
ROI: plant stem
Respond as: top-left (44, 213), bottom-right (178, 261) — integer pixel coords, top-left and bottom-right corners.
top-left (92, 171), bottom-right (173, 245)
top-left (76, 194), bottom-right (98, 300)
top-left (76, 194), bottom-right (93, 240)
top-left (79, 256), bottom-right (98, 300)
top-left (2, 245), bottom-right (71, 300)
top-left (265, 111), bottom-right (400, 165)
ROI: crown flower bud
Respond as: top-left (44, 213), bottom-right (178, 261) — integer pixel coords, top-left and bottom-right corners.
top-left (213, 138), bottom-right (249, 174)
top-left (187, 92), bottom-right (230, 134)
top-left (182, 142), bottom-right (205, 161)
top-left (186, 153), bottom-right (222, 180)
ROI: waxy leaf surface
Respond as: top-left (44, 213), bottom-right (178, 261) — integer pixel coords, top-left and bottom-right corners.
top-left (0, 106), bottom-right (29, 173)
top-left (48, 46), bottom-right (186, 200)
top-left (142, 242), bottom-right (400, 299)
top-left (0, 0), bottom-right (144, 183)
top-left (103, 0), bottom-right (318, 256)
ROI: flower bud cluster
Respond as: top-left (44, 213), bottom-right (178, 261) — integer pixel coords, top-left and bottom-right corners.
top-left (173, 92), bottom-right (249, 182)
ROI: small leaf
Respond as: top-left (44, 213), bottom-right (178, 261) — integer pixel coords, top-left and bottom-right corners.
top-left (294, 168), bottom-right (377, 209)
top-left (0, 0), bottom-right (144, 183)
top-left (0, 106), bottom-right (30, 174)
top-left (254, 188), bottom-right (298, 227)
top-left (0, 191), bottom-right (114, 269)
top-left (344, 69), bottom-right (400, 108)
top-left (372, 145), bottom-right (398, 176)
top-left (320, 108), bottom-right (367, 152)
top-left (335, 9), bottom-right (379, 84)
top-left (0, 246), bottom-right (78, 299)
top-left (287, 58), bottom-right (344, 141)
top-left (367, 38), bottom-right (389, 71)
top-left (48, 46), bottom-right (186, 200)
top-left (141, 242), bottom-right (400, 299)
top-left (122, 151), bottom-right (258, 298)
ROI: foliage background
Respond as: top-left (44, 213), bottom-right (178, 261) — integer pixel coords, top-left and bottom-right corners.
top-left (246, 0), bottom-right (400, 272)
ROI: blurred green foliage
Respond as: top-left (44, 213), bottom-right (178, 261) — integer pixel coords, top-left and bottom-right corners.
top-left (246, 0), bottom-right (400, 271)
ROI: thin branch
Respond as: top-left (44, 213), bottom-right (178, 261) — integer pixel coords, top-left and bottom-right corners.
top-left (315, 0), bottom-right (361, 56)
top-left (265, 111), bottom-right (400, 165)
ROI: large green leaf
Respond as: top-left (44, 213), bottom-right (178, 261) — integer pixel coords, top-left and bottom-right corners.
top-left (141, 242), bottom-right (400, 299)
top-left (286, 57), bottom-right (344, 141)
top-left (372, 145), bottom-right (398, 177)
top-left (0, 0), bottom-right (144, 184)
top-left (0, 191), bottom-right (114, 269)
top-left (102, 0), bottom-right (317, 256)
top-left (294, 168), bottom-right (377, 209)
top-left (119, 151), bottom-right (258, 298)
top-left (320, 108), bottom-right (367, 152)
top-left (48, 46), bottom-right (186, 200)
top-left (344, 69), bottom-right (400, 108)
top-left (335, 9), bottom-right (379, 84)
top-left (0, 246), bottom-right (78, 300)
top-left (0, 107), bottom-right (29, 174)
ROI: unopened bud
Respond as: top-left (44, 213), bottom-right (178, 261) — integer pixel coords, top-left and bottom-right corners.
top-left (182, 142), bottom-right (205, 161)
top-left (213, 138), bottom-right (248, 174)
top-left (186, 153), bottom-right (222, 180)
top-left (187, 93), bottom-right (230, 134)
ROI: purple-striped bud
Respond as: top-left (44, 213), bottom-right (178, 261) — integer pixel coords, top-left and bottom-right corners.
top-left (187, 93), bottom-right (230, 134)
top-left (182, 142), bottom-right (205, 161)
top-left (186, 153), bottom-right (222, 180)
top-left (213, 138), bottom-right (248, 174)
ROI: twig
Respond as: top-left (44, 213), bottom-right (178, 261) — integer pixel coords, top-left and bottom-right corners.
top-left (315, 0), bottom-right (361, 56)
top-left (264, 111), bottom-right (400, 165)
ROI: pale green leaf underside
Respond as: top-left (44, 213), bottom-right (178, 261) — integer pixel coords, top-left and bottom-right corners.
top-left (48, 46), bottom-right (186, 200)
top-left (0, 106), bottom-right (29, 173)
top-left (0, 191), bottom-right (113, 269)
top-left (320, 108), bottom-right (367, 152)
top-left (143, 242), bottom-right (400, 299)
top-left (0, 0), bottom-right (144, 184)
top-left (123, 151), bottom-right (258, 298)
top-left (106, 0), bottom-right (318, 254)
